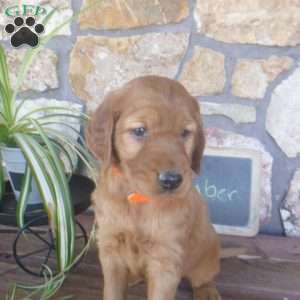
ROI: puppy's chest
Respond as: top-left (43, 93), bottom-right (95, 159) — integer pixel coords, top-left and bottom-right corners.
top-left (96, 200), bottom-right (189, 271)
top-left (99, 202), bottom-right (174, 243)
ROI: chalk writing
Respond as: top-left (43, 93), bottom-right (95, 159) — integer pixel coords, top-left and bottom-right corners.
top-left (192, 149), bottom-right (261, 234)
top-left (196, 179), bottom-right (239, 203)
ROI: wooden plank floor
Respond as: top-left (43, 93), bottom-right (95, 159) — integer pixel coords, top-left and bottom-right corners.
top-left (0, 213), bottom-right (300, 300)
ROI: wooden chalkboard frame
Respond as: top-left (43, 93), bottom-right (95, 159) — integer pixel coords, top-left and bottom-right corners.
top-left (200, 147), bottom-right (262, 237)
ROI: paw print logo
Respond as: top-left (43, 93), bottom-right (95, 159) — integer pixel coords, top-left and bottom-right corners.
top-left (5, 16), bottom-right (44, 48)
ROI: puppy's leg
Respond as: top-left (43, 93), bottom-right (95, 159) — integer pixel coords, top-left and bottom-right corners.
top-left (101, 257), bottom-right (128, 300)
top-left (188, 259), bottom-right (221, 299)
top-left (147, 263), bottom-right (180, 300)
top-left (188, 237), bottom-right (221, 300)
top-left (193, 282), bottom-right (221, 300)
top-left (189, 266), bottom-right (221, 300)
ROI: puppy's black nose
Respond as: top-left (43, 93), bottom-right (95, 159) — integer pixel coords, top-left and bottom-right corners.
top-left (158, 171), bottom-right (183, 190)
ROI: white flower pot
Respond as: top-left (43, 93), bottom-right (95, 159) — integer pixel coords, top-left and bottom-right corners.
top-left (1, 147), bottom-right (41, 205)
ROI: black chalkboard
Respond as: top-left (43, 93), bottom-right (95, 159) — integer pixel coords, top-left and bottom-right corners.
top-left (194, 148), bottom-right (261, 236)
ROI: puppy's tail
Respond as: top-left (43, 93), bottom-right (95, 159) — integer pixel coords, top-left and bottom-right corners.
top-left (220, 247), bottom-right (248, 258)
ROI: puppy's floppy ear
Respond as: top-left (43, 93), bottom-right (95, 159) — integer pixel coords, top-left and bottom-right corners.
top-left (85, 91), bottom-right (119, 166)
top-left (191, 121), bottom-right (205, 174)
top-left (191, 99), bottom-right (206, 174)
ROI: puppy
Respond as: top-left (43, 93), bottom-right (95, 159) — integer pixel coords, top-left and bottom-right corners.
top-left (86, 76), bottom-right (220, 300)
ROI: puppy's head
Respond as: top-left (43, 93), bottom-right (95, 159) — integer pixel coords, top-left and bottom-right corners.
top-left (86, 76), bottom-right (205, 197)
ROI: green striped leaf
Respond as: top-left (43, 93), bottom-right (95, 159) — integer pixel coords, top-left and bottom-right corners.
top-left (49, 139), bottom-right (77, 175)
top-left (44, 128), bottom-right (97, 180)
top-left (14, 134), bottom-right (55, 213)
top-left (30, 119), bottom-right (75, 268)
top-left (15, 106), bottom-right (89, 124)
top-left (14, 133), bottom-right (74, 270)
top-left (16, 165), bottom-right (32, 228)
top-left (0, 45), bottom-right (13, 125)
top-left (0, 45), bottom-right (11, 94)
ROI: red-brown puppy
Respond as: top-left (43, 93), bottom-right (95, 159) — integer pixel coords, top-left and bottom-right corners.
top-left (86, 76), bottom-right (220, 300)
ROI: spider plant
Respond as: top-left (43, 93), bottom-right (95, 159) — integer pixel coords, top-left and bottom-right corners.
top-left (0, 6), bottom-right (96, 275)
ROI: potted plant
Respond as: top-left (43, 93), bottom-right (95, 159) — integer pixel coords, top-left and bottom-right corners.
top-left (0, 11), bottom-right (95, 279)
top-left (1, 98), bottom-right (83, 206)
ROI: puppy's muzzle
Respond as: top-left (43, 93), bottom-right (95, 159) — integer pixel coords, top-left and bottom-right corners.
top-left (158, 170), bottom-right (183, 191)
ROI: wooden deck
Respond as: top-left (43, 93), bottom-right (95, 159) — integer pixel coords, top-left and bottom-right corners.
top-left (1, 213), bottom-right (300, 300)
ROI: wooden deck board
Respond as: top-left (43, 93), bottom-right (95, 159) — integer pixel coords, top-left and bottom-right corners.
top-left (0, 214), bottom-right (299, 299)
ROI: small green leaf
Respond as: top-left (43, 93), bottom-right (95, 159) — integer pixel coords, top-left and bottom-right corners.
top-left (0, 45), bottom-right (14, 124)
top-left (6, 283), bottom-right (17, 300)
top-left (0, 45), bottom-right (12, 93)
top-left (0, 124), bottom-right (9, 144)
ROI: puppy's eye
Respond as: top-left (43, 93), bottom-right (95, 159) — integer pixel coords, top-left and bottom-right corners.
top-left (181, 129), bottom-right (191, 139)
top-left (132, 127), bottom-right (147, 138)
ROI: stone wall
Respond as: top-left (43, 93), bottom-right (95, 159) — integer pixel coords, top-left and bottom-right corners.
top-left (1, 0), bottom-right (300, 236)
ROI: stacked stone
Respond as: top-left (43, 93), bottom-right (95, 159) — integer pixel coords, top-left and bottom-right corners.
top-left (1, 0), bottom-right (300, 236)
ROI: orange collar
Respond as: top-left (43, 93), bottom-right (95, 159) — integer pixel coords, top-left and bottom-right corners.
top-left (111, 165), bottom-right (152, 204)
top-left (127, 193), bottom-right (151, 204)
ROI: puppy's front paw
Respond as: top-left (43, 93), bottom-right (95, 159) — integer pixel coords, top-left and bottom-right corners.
top-left (193, 284), bottom-right (221, 300)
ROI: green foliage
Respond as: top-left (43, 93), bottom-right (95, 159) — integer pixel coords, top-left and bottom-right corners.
top-left (7, 224), bottom-right (96, 300)
top-left (1, 1), bottom-right (102, 299)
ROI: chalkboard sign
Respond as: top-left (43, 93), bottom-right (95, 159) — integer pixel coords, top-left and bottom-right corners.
top-left (194, 147), bottom-right (261, 237)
